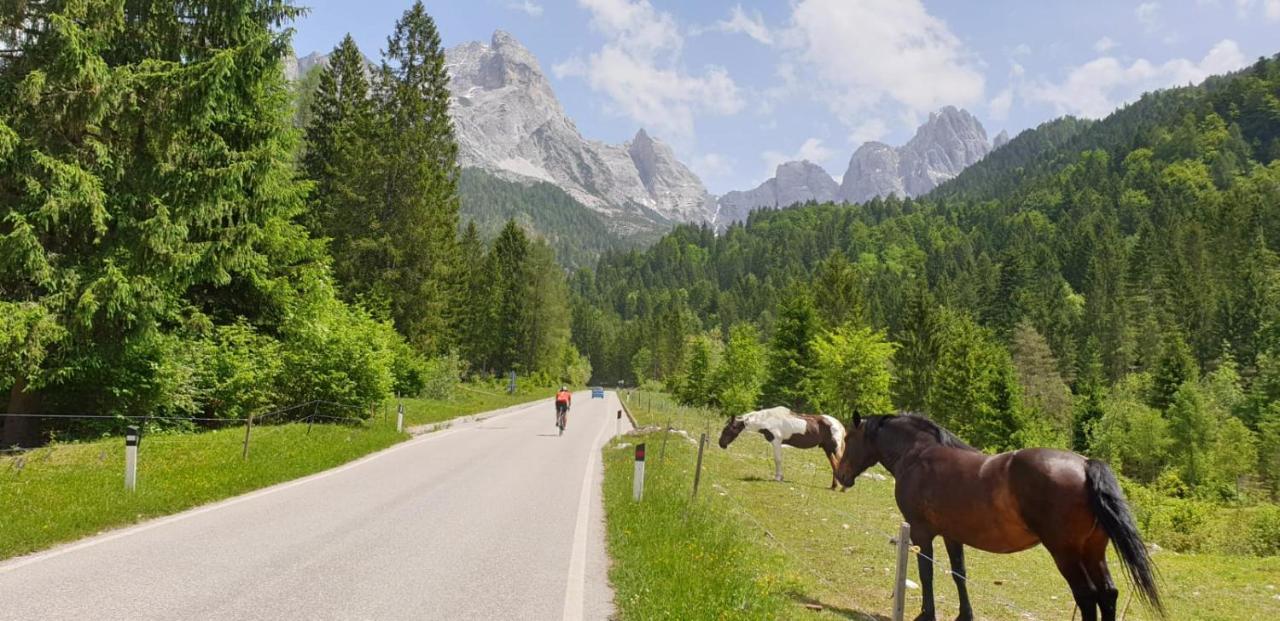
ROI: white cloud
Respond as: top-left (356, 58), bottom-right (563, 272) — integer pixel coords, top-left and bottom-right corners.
top-left (1012, 43), bottom-right (1032, 56)
top-left (1201, 0), bottom-right (1277, 18)
top-left (780, 0), bottom-right (985, 128)
top-left (507, 1), bottom-right (544, 17)
top-left (849, 119), bottom-right (888, 145)
top-left (761, 137), bottom-right (837, 180)
top-left (708, 5), bottom-right (773, 45)
top-left (1136, 2), bottom-right (1161, 28)
top-left (989, 88), bottom-right (1013, 121)
top-left (691, 153), bottom-right (735, 183)
top-left (1094, 37), bottom-right (1117, 53)
top-left (1025, 39), bottom-right (1247, 118)
top-left (555, 0), bottom-right (743, 143)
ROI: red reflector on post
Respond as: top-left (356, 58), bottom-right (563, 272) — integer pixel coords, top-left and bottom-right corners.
top-left (635, 443), bottom-right (646, 462)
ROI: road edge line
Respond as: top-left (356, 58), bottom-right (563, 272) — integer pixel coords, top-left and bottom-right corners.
top-left (561, 396), bottom-right (614, 621)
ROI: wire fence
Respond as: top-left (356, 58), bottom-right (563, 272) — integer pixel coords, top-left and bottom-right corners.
top-left (0, 398), bottom-right (381, 458)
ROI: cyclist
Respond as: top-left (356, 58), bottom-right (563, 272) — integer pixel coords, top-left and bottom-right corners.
top-left (555, 385), bottom-right (572, 430)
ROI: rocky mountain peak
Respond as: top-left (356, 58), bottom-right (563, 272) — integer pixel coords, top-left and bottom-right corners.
top-left (993, 129), bottom-right (1011, 150)
top-left (443, 31), bottom-right (715, 231)
top-left (719, 108), bottom-right (994, 228)
top-left (838, 107), bottom-right (991, 203)
top-left (713, 160), bottom-right (839, 229)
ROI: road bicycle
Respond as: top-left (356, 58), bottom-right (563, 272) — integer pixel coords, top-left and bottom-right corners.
top-left (556, 404), bottom-right (568, 436)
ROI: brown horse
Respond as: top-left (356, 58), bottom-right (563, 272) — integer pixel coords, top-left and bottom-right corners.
top-left (834, 413), bottom-right (1163, 621)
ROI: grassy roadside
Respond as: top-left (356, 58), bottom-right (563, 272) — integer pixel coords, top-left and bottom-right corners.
top-left (399, 381), bottom-right (554, 427)
top-left (0, 383), bottom-right (553, 561)
top-left (603, 392), bottom-right (1280, 620)
top-left (602, 423), bottom-right (795, 619)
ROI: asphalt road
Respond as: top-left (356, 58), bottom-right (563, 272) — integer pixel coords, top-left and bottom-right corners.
top-left (0, 392), bottom-right (630, 620)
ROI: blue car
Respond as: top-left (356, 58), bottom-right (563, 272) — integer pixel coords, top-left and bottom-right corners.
top-left (591, 387), bottom-right (605, 399)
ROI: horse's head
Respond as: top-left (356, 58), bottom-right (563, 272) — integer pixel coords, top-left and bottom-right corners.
top-left (835, 413), bottom-right (879, 488)
top-left (718, 416), bottom-right (746, 449)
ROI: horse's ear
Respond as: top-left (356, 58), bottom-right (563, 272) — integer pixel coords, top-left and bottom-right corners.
top-left (850, 412), bottom-right (862, 428)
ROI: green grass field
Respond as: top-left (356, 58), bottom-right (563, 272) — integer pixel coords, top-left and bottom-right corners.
top-left (399, 382), bottom-right (553, 427)
top-left (0, 383), bottom-right (553, 561)
top-left (603, 392), bottom-right (1280, 620)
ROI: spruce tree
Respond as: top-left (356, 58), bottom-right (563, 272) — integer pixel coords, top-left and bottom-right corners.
top-left (1153, 334), bottom-right (1199, 411)
top-left (302, 34), bottom-right (381, 307)
top-left (488, 221), bottom-right (531, 373)
top-left (453, 222), bottom-right (494, 372)
top-left (761, 290), bottom-right (819, 410)
top-left (812, 250), bottom-right (865, 328)
top-left (0, 0), bottom-right (318, 444)
top-left (374, 0), bottom-right (459, 352)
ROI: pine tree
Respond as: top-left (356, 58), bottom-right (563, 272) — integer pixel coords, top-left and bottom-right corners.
top-left (893, 283), bottom-right (939, 412)
top-left (522, 240), bottom-right (572, 372)
top-left (454, 222), bottom-right (494, 372)
top-left (812, 250), bottom-right (865, 328)
top-left (678, 335), bottom-right (715, 406)
top-left (487, 221), bottom-right (531, 374)
top-left (1010, 319), bottom-right (1073, 436)
top-left (373, 1), bottom-right (460, 352)
top-left (928, 310), bottom-right (1024, 451)
top-left (302, 34), bottom-right (382, 307)
top-left (1153, 334), bottom-right (1199, 411)
top-left (0, 0), bottom-right (315, 444)
top-left (761, 291), bottom-right (819, 410)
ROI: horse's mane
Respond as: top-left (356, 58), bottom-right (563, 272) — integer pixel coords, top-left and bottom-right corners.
top-left (868, 413), bottom-right (978, 452)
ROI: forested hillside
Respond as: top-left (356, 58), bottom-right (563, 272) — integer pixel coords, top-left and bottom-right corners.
top-left (1, 1), bottom-right (587, 447)
top-left (572, 54), bottom-right (1280, 502)
top-left (459, 170), bottom-right (626, 269)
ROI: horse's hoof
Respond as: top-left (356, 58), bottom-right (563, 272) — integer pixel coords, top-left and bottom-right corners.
top-left (912, 614), bottom-right (936, 621)
top-left (954, 614), bottom-right (974, 621)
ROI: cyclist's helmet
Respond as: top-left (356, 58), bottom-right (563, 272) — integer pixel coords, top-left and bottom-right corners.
top-left (561, 385), bottom-right (567, 391)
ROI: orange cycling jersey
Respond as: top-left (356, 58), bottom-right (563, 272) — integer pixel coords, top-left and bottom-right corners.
top-left (555, 390), bottom-right (572, 405)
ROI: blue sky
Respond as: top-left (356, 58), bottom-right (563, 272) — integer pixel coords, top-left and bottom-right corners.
top-left (292, 1), bottom-right (1280, 194)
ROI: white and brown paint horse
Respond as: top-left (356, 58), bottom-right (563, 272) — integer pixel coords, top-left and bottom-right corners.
top-left (718, 407), bottom-right (848, 490)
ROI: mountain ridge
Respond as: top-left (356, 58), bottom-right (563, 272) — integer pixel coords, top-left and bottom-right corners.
top-left (715, 106), bottom-right (993, 228)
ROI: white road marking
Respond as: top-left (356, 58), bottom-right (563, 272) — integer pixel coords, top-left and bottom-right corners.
top-left (0, 400), bottom-right (547, 574)
top-left (562, 401), bottom-right (614, 621)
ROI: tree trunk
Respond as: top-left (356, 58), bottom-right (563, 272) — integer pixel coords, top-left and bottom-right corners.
top-left (2, 378), bottom-right (43, 448)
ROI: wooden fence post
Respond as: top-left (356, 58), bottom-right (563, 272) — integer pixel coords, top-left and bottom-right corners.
top-left (691, 432), bottom-right (707, 498)
top-left (893, 521), bottom-right (911, 621)
top-left (658, 419), bottom-right (671, 463)
top-left (241, 413), bottom-right (254, 460)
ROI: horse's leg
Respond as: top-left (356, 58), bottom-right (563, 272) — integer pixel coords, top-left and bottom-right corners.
top-left (772, 439), bottom-right (784, 481)
top-left (943, 538), bottom-right (973, 621)
top-left (824, 447), bottom-right (838, 490)
top-left (1051, 550), bottom-right (1098, 621)
top-left (1083, 541), bottom-right (1119, 621)
top-left (912, 533), bottom-right (937, 621)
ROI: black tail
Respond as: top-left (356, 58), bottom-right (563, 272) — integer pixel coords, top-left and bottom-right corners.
top-left (1086, 459), bottom-right (1165, 618)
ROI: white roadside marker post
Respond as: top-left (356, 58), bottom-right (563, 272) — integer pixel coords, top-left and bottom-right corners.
top-left (396, 402), bottom-right (405, 433)
top-left (124, 425), bottom-right (139, 492)
top-left (616, 409), bottom-right (622, 439)
top-left (633, 443), bottom-right (646, 502)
